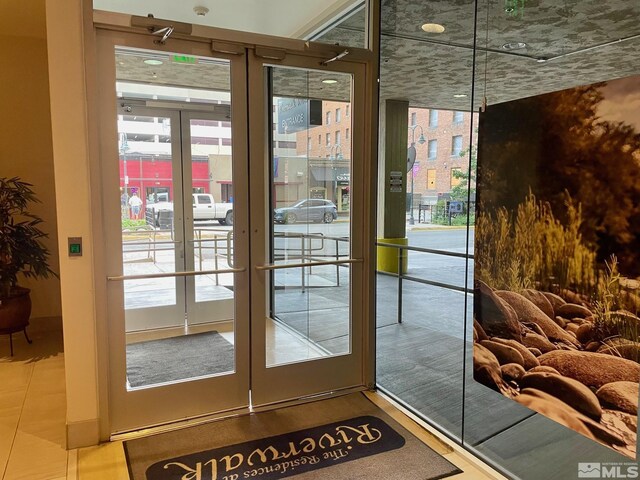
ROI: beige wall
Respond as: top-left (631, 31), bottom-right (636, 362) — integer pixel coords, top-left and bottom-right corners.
top-left (0, 2), bottom-right (62, 319)
top-left (209, 154), bottom-right (232, 202)
top-left (46, 0), bottom-right (101, 447)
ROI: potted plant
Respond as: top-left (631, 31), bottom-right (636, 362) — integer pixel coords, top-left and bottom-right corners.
top-left (0, 177), bottom-right (57, 355)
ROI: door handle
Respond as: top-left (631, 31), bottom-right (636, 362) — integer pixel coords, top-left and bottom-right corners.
top-left (255, 258), bottom-right (362, 271)
top-left (107, 267), bottom-right (246, 281)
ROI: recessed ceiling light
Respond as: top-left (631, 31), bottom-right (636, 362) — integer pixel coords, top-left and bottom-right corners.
top-left (537, 58), bottom-right (548, 63)
top-left (453, 94), bottom-right (468, 98)
top-left (501, 42), bottom-right (527, 50)
top-left (144, 59), bottom-right (164, 66)
top-left (322, 79), bottom-right (338, 84)
top-left (421, 23), bottom-right (445, 34)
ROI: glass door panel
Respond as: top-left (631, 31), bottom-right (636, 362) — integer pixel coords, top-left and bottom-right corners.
top-left (269, 67), bottom-right (353, 365)
top-left (249, 52), bottom-right (366, 407)
top-left (183, 113), bottom-right (236, 330)
top-left (117, 110), bottom-right (185, 334)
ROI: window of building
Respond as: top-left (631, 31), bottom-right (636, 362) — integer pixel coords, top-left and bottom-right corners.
top-left (336, 108), bottom-right (341, 123)
top-left (450, 167), bottom-right (463, 188)
top-left (410, 111), bottom-right (417, 126)
top-left (451, 135), bottom-right (463, 156)
top-left (346, 128), bottom-right (350, 140)
top-left (318, 134), bottom-right (321, 145)
top-left (428, 139), bottom-right (437, 159)
top-left (278, 141), bottom-right (296, 149)
top-left (123, 115), bottom-right (155, 123)
top-left (326, 111), bottom-right (331, 125)
top-left (191, 119), bottom-right (219, 127)
top-left (192, 136), bottom-right (219, 145)
top-left (427, 169), bottom-right (436, 190)
top-left (452, 111), bottom-right (464, 124)
top-left (326, 133), bottom-right (331, 146)
top-left (130, 134), bottom-right (154, 142)
top-left (346, 105), bottom-right (350, 117)
top-left (428, 110), bottom-right (438, 128)
top-left (335, 131), bottom-right (341, 145)
top-left (221, 138), bottom-right (232, 146)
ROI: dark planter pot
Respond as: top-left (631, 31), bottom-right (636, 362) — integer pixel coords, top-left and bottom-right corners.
top-left (0, 286), bottom-right (33, 356)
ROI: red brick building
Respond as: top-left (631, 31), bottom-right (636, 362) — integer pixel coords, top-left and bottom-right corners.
top-left (407, 108), bottom-right (476, 204)
top-left (297, 100), bottom-right (352, 160)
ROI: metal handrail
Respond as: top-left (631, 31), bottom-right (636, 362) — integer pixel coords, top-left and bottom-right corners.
top-left (107, 267), bottom-right (245, 281)
top-left (376, 241), bottom-right (473, 259)
top-left (375, 240), bottom-right (474, 324)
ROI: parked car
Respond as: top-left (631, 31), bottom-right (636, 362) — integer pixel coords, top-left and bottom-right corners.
top-left (273, 199), bottom-right (338, 224)
top-left (146, 193), bottom-right (234, 227)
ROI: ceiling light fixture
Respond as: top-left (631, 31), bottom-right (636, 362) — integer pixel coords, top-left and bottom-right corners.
top-left (501, 42), bottom-right (527, 50)
top-left (453, 94), bottom-right (468, 98)
top-left (193, 6), bottom-right (209, 16)
top-left (421, 23), bottom-right (445, 34)
top-left (322, 79), bottom-right (338, 84)
top-left (143, 59), bottom-right (164, 66)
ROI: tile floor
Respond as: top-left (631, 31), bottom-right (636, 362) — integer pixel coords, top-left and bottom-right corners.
top-left (1, 316), bottom-right (505, 480)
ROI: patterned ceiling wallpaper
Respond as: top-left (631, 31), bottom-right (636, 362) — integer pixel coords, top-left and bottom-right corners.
top-left (320, 0), bottom-right (640, 110)
top-left (114, 0), bottom-right (639, 111)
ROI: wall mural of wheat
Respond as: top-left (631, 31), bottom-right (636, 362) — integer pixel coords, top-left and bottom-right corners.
top-left (474, 74), bottom-right (640, 459)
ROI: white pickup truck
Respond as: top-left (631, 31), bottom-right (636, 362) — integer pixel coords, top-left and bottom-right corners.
top-left (192, 193), bottom-right (234, 225)
top-left (147, 193), bottom-right (234, 226)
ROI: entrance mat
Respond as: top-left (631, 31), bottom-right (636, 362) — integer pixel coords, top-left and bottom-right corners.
top-left (126, 331), bottom-right (234, 388)
top-left (124, 393), bottom-right (462, 480)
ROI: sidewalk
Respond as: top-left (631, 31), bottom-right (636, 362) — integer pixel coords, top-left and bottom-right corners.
top-left (407, 223), bottom-right (472, 232)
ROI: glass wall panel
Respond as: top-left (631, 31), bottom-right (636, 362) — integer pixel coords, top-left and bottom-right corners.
top-left (466, 0), bottom-right (640, 477)
top-left (376, 0), bottom-right (479, 442)
top-left (377, 0), bottom-right (640, 477)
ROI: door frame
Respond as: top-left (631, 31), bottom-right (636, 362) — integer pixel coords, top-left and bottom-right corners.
top-left (93, 12), bottom-right (378, 438)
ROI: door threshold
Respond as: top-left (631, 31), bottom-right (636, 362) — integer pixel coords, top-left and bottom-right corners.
top-left (251, 385), bottom-right (367, 413)
top-left (110, 404), bottom-right (251, 442)
top-left (110, 386), bottom-right (368, 443)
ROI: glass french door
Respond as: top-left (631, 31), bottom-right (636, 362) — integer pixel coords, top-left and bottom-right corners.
top-left (98, 28), bottom-right (366, 434)
top-left (248, 51), bottom-right (366, 407)
top-left (115, 107), bottom-right (236, 333)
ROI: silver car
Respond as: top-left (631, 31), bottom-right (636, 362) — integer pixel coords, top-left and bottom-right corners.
top-left (273, 199), bottom-right (338, 224)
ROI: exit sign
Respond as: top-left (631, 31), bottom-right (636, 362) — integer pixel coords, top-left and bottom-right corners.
top-left (172, 55), bottom-right (197, 65)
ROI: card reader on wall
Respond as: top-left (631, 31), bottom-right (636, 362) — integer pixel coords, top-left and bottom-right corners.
top-left (68, 237), bottom-right (82, 257)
